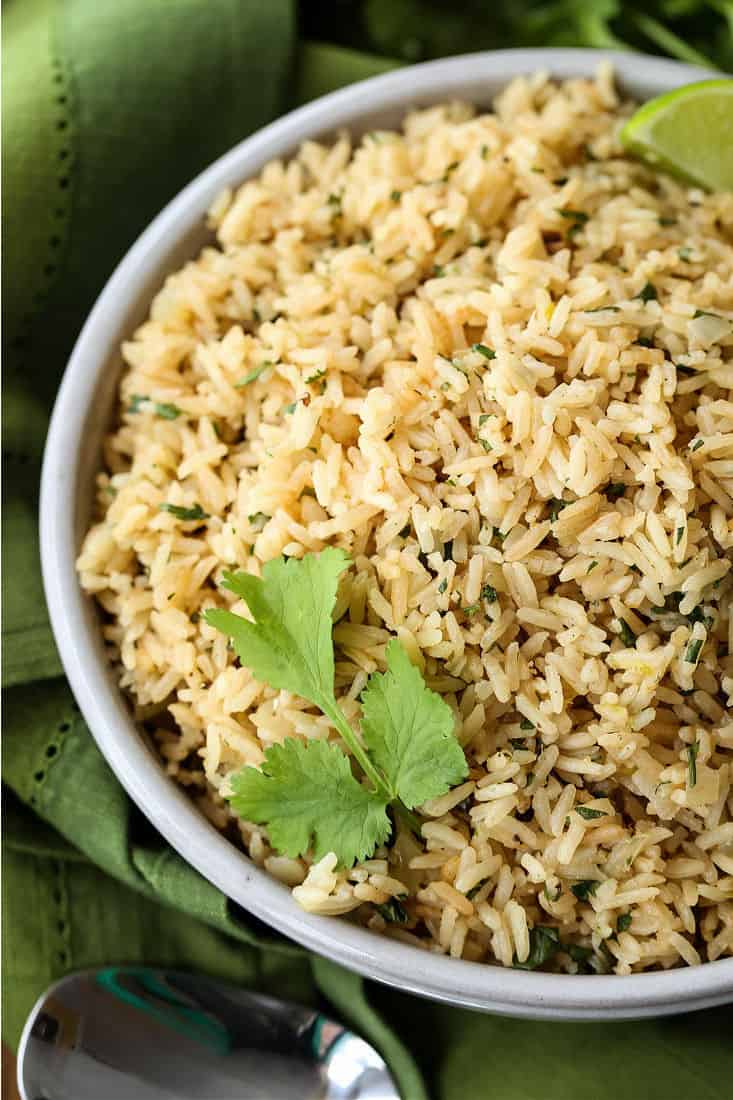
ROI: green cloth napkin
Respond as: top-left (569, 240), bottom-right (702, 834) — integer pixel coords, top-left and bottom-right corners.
top-left (3, 2), bottom-right (732, 1096)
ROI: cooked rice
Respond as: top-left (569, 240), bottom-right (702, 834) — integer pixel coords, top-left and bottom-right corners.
top-left (77, 67), bottom-right (733, 974)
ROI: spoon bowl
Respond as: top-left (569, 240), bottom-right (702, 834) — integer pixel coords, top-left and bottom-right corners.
top-left (18, 967), bottom-right (399, 1100)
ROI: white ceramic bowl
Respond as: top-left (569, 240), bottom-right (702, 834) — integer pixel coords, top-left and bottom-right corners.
top-left (41, 48), bottom-right (733, 1020)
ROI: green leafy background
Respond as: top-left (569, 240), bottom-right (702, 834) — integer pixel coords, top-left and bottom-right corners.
top-left (303, 0), bottom-right (733, 70)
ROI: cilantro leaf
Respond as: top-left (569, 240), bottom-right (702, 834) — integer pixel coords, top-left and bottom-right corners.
top-left (235, 361), bottom-right (272, 387)
top-left (571, 880), bottom-right (600, 901)
top-left (575, 806), bottom-right (606, 820)
top-left (160, 502), bottom-right (209, 522)
top-left (566, 943), bottom-right (594, 965)
top-left (206, 548), bottom-right (350, 712)
top-left (558, 208), bottom-right (589, 223)
top-left (360, 639), bottom-right (467, 808)
top-left (618, 619), bottom-right (637, 648)
top-left (513, 926), bottom-right (561, 970)
top-left (229, 738), bottom-right (390, 866)
top-left (377, 897), bottom-right (409, 923)
top-left (466, 879), bottom-right (489, 900)
top-left (127, 394), bottom-right (181, 418)
top-left (155, 402), bottom-right (181, 420)
top-left (636, 282), bottom-right (658, 303)
top-left (206, 551), bottom-right (469, 866)
top-left (205, 549), bottom-right (392, 804)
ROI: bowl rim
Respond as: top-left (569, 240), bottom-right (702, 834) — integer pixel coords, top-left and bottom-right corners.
top-left (40, 47), bottom-right (733, 1019)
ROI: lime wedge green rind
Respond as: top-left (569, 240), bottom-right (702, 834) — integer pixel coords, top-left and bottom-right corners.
top-left (620, 79), bottom-right (733, 193)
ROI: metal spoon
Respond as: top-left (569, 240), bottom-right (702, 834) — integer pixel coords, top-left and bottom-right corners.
top-left (17, 966), bottom-right (400, 1100)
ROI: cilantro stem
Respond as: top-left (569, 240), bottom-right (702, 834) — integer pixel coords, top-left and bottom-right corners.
top-left (321, 699), bottom-right (422, 833)
top-left (321, 698), bottom-right (392, 801)
top-left (393, 800), bottom-right (423, 837)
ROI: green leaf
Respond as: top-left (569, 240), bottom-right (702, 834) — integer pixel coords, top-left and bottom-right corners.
top-left (248, 512), bottom-right (270, 531)
top-left (160, 502), bottom-right (209, 521)
top-left (235, 361), bottom-right (272, 387)
top-left (206, 550), bottom-right (394, 803)
top-left (687, 741), bottom-right (699, 787)
top-left (155, 402), bottom-right (181, 420)
top-left (636, 282), bottom-right (658, 302)
top-left (687, 605), bottom-right (714, 630)
top-left (128, 394), bottom-right (181, 418)
top-left (558, 208), bottom-right (589, 223)
top-left (360, 638), bottom-right (467, 808)
top-left (514, 925), bottom-right (561, 970)
top-left (548, 497), bottom-right (568, 522)
top-left (206, 551), bottom-right (473, 863)
top-left (618, 619), bottom-right (637, 648)
top-left (205, 548), bottom-right (350, 711)
top-left (229, 738), bottom-right (390, 866)
top-left (617, 912), bottom-right (632, 934)
top-left (466, 880), bottom-right (488, 900)
top-left (603, 479), bottom-right (625, 501)
top-left (377, 897), bottom-right (409, 923)
top-left (566, 943), bottom-right (594, 964)
top-left (571, 880), bottom-right (600, 900)
top-left (575, 806), bottom-right (606, 820)
top-left (631, 12), bottom-right (714, 69)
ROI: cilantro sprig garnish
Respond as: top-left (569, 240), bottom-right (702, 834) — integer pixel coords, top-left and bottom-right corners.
top-left (205, 549), bottom-right (467, 866)
top-left (230, 738), bottom-right (393, 866)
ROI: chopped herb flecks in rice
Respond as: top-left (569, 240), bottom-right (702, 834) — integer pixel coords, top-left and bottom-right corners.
top-left (77, 69), bottom-right (733, 976)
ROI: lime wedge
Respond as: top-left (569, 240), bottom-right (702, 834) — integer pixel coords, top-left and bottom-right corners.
top-left (620, 79), bottom-right (733, 192)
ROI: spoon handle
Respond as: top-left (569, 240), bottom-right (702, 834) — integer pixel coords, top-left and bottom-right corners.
top-left (18, 968), bottom-right (344, 1099)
